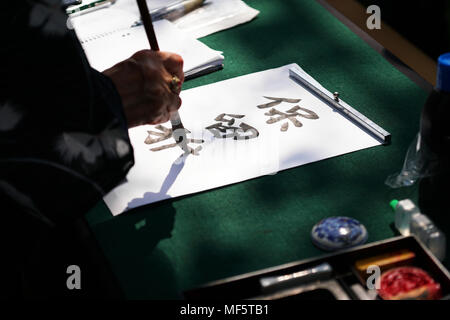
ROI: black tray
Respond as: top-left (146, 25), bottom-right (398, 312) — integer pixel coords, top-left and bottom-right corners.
top-left (183, 236), bottom-right (450, 300)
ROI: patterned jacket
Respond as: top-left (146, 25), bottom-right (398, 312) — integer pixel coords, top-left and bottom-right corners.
top-left (0, 0), bottom-right (134, 297)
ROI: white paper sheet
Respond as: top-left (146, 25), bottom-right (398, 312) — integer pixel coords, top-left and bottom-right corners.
top-left (69, 7), bottom-right (139, 41)
top-left (69, 1), bottom-right (180, 39)
top-left (69, 0), bottom-right (259, 39)
top-left (74, 18), bottom-right (223, 75)
top-left (109, 0), bottom-right (259, 39)
top-left (172, 0), bottom-right (260, 39)
top-left (104, 64), bottom-right (382, 215)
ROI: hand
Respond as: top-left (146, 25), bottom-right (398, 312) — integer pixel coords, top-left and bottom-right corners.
top-left (103, 50), bottom-right (184, 128)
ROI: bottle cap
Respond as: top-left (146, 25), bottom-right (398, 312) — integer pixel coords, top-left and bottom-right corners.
top-left (390, 199), bottom-right (399, 211)
top-left (437, 53), bottom-right (450, 92)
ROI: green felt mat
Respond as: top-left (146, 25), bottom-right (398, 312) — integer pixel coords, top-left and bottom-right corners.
top-left (85, 0), bottom-right (434, 299)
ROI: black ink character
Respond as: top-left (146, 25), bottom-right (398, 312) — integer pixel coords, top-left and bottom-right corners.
top-left (257, 96), bottom-right (301, 109)
top-left (144, 125), bottom-right (204, 155)
top-left (257, 97), bottom-right (319, 131)
top-left (206, 114), bottom-right (259, 140)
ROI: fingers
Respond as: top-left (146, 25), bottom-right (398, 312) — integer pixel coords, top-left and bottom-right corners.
top-left (169, 95), bottom-right (182, 112)
top-left (107, 50), bottom-right (184, 127)
top-left (156, 53), bottom-right (183, 117)
top-left (146, 91), bottom-right (180, 125)
top-left (135, 50), bottom-right (184, 95)
top-left (151, 112), bottom-right (169, 125)
top-left (159, 51), bottom-right (184, 84)
top-left (153, 94), bottom-right (181, 124)
top-left (132, 49), bottom-right (184, 83)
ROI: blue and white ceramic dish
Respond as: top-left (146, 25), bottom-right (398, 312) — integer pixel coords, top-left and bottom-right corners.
top-left (311, 216), bottom-right (368, 251)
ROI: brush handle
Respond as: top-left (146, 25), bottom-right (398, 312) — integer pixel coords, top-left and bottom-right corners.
top-left (136, 0), bottom-right (186, 130)
top-left (136, 0), bottom-right (160, 50)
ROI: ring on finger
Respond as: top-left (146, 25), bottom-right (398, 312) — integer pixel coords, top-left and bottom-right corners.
top-left (169, 75), bottom-right (182, 94)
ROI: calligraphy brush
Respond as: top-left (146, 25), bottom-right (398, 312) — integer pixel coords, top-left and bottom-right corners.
top-left (136, 0), bottom-right (189, 153)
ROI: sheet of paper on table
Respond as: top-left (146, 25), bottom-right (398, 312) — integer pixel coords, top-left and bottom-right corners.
top-left (170, 0), bottom-right (260, 39)
top-left (108, 0), bottom-right (259, 39)
top-left (72, 13), bottom-right (224, 77)
top-left (69, 0), bottom-right (173, 37)
top-left (70, 0), bottom-right (259, 44)
top-left (103, 63), bottom-right (383, 216)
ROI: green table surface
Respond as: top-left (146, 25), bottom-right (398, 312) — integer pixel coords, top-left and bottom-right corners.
top-left (86, 0), bottom-right (443, 299)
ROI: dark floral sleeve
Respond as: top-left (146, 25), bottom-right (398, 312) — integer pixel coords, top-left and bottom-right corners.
top-left (0, 0), bottom-right (134, 223)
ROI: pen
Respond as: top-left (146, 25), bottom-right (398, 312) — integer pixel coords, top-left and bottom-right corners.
top-left (136, 0), bottom-right (190, 154)
top-left (62, 0), bottom-right (82, 9)
top-left (66, 0), bottom-right (116, 16)
top-left (259, 263), bottom-right (333, 293)
top-left (131, 0), bottom-right (205, 27)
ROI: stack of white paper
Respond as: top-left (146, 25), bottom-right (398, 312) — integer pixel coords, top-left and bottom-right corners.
top-left (174, 0), bottom-right (259, 39)
top-left (104, 64), bottom-right (382, 216)
top-left (71, 10), bottom-right (224, 77)
top-left (110, 0), bottom-right (260, 39)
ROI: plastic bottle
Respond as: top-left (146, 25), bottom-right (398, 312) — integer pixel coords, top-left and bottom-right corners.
top-left (418, 53), bottom-right (450, 213)
top-left (390, 199), bottom-right (420, 236)
top-left (419, 53), bottom-right (450, 160)
top-left (390, 199), bottom-right (446, 261)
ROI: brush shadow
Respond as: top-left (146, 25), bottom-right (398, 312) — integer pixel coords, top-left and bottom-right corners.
top-left (125, 152), bottom-right (188, 211)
